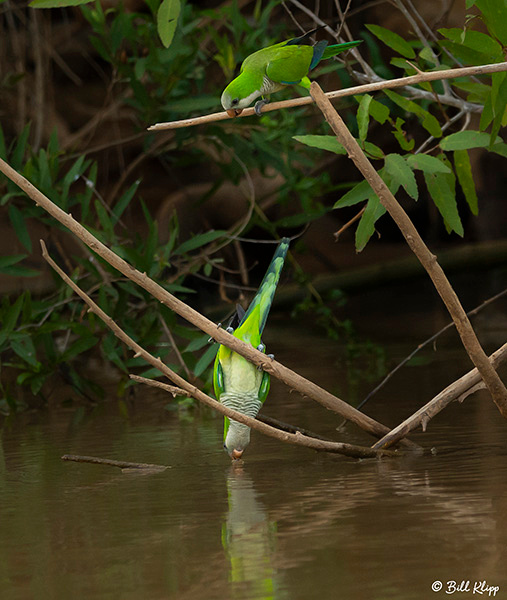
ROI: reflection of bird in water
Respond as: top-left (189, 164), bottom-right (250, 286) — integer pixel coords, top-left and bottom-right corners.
top-left (223, 464), bottom-right (285, 599)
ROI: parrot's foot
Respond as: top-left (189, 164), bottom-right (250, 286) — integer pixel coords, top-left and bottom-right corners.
top-left (226, 326), bottom-right (234, 333)
top-left (267, 353), bottom-right (275, 360)
top-left (254, 98), bottom-right (270, 116)
top-left (256, 343), bottom-right (265, 352)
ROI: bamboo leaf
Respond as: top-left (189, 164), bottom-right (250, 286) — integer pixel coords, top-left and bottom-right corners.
top-left (194, 344), bottom-right (218, 377)
top-left (8, 205), bottom-right (32, 252)
top-left (174, 230), bottom-right (227, 255)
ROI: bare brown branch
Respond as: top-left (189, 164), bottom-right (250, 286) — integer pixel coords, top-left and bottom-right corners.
top-left (0, 156), bottom-right (418, 447)
top-left (147, 62), bottom-right (507, 132)
top-left (310, 81), bottom-right (507, 418)
top-left (372, 343), bottom-right (507, 449)
top-left (39, 239), bottom-right (396, 459)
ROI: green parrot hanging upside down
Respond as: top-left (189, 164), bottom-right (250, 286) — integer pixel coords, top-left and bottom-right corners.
top-left (213, 238), bottom-right (290, 460)
top-left (221, 28), bottom-right (362, 117)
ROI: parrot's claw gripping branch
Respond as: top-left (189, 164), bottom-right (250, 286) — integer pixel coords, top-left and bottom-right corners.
top-left (254, 98), bottom-right (269, 116)
top-left (147, 62), bottom-right (507, 132)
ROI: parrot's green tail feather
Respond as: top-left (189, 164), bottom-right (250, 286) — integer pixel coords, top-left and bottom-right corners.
top-left (236, 238), bottom-right (289, 340)
top-left (322, 40), bottom-right (362, 60)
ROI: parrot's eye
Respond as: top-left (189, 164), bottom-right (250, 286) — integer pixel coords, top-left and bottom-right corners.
top-left (231, 98), bottom-right (239, 106)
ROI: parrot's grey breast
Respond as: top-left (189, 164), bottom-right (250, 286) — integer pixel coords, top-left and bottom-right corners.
top-left (261, 75), bottom-right (285, 95)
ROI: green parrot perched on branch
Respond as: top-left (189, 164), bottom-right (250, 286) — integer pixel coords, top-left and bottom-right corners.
top-left (213, 238), bottom-right (290, 460)
top-left (221, 28), bottom-right (362, 117)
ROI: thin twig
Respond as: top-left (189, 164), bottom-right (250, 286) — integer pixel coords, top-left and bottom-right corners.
top-left (158, 315), bottom-right (192, 381)
top-left (372, 342), bottom-right (507, 449)
top-left (310, 81), bottom-right (507, 417)
top-left (0, 157), bottom-right (415, 445)
top-left (334, 206), bottom-right (366, 240)
top-left (358, 287), bottom-right (507, 411)
top-left (147, 62), bottom-right (507, 131)
top-left (130, 374), bottom-right (190, 397)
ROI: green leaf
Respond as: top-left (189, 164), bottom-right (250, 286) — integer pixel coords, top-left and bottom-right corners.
top-left (11, 337), bottom-right (39, 368)
top-left (385, 90), bottom-right (442, 138)
top-left (112, 180), bottom-right (139, 223)
top-left (363, 142), bottom-right (385, 160)
top-left (440, 130), bottom-right (501, 150)
top-left (193, 344), bottom-right (218, 378)
top-left (293, 135), bottom-right (347, 155)
top-left (61, 335), bottom-right (98, 362)
top-left (453, 149), bottom-right (478, 215)
top-left (184, 335), bottom-right (210, 353)
top-left (489, 72), bottom-right (507, 144)
top-left (334, 179), bottom-right (373, 208)
top-left (474, 0), bottom-right (507, 45)
top-left (167, 96), bottom-right (221, 113)
top-left (357, 94), bottom-right (372, 143)
top-left (438, 28), bottom-right (503, 62)
top-left (406, 154), bottom-right (452, 174)
top-left (424, 171), bottom-right (464, 236)
top-left (384, 154), bottom-right (418, 200)
top-left (391, 117), bottom-right (415, 152)
top-left (1, 294), bottom-right (25, 334)
top-left (365, 24), bottom-right (416, 58)
top-left (355, 196), bottom-right (387, 252)
top-left (8, 204), bottom-right (32, 252)
top-left (490, 142), bottom-right (507, 158)
top-left (0, 254), bottom-right (27, 270)
top-left (94, 199), bottom-right (114, 239)
top-left (30, 0), bottom-right (94, 6)
top-left (157, 0), bottom-right (181, 49)
top-left (174, 230), bottom-right (227, 255)
top-left (368, 98), bottom-right (390, 125)
top-left (12, 124), bottom-right (30, 170)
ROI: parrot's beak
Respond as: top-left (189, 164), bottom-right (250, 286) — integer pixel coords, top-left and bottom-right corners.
top-left (226, 108), bottom-right (243, 118)
top-left (231, 449), bottom-right (243, 460)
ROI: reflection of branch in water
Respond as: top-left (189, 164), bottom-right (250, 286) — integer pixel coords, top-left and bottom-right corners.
top-left (223, 465), bottom-right (282, 599)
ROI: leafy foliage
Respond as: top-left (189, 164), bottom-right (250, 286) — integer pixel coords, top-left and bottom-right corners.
top-left (295, 0), bottom-right (506, 251)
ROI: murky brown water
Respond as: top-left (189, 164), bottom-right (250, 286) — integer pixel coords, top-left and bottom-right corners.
top-left (1, 291), bottom-right (507, 600)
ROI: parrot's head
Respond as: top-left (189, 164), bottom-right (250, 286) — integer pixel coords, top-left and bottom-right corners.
top-left (221, 74), bottom-right (262, 118)
top-left (224, 420), bottom-right (251, 460)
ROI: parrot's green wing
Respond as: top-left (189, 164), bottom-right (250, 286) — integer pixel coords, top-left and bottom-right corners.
top-left (234, 238), bottom-right (290, 346)
top-left (265, 46), bottom-right (314, 85)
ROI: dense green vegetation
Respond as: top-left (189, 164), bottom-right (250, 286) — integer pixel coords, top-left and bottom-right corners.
top-left (0, 0), bottom-right (505, 412)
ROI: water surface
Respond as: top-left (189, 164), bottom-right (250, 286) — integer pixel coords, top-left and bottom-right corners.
top-left (1, 320), bottom-right (507, 600)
